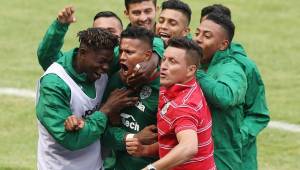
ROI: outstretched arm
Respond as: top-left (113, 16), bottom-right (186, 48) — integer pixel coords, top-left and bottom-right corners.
top-left (37, 6), bottom-right (76, 70)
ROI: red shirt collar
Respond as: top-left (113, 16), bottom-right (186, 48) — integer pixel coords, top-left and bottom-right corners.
top-left (160, 78), bottom-right (197, 102)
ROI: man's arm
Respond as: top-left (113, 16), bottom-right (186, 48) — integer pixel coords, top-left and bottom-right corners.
top-left (102, 124), bottom-right (158, 151)
top-left (36, 74), bottom-right (108, 151)
top-left (144, 130), bottom-right (198, 170)
top-left (37, 6), bottom-right (75, 71)
top-left (196, 60), bottom-right (247, 110)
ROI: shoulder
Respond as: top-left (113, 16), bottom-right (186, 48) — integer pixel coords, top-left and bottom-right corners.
top-left (172, 84), bottom-right (204, 114)
top-left (40, 73), bottom-right (70, 97)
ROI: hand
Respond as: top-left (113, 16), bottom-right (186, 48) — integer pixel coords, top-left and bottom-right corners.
top-left (126, 137), bottom-right (146, 157)
top-left (57, 6), bottom-right (76, 24)
top-left (135, 124), bottom-right (158, 145)
top-left (127, 53), bottom-right (159, 87)
top-left (64, 115), bottom-right (85, 131)
top-left (100, 88), bottom-right (139, 117)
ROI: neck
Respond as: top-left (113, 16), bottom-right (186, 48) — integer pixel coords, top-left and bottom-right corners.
top-left (148, 67), bottom-right (160, 82)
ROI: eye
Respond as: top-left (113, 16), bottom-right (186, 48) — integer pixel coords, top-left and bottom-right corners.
top-left (170, 58), bottom-right (176, 64)
top-left (169, 20), bottom-right (177, 26)
top-left (204, 34), bottom-right (211, 39)
top-left (158, 17), bottom-right (164, 24)
top-left (144, 8), bottom-right (153, 14)
top-left (132, 10), bottom-right (141, 16)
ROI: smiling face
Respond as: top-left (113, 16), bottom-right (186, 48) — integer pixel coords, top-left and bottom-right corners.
top-left (160, 46), bottom-right (195, 87)
top-left (125, 0), bottom-right (157, 31)
top-left (77, 47), bottom-right (113, 82)
top-left (119, 38), bottom-right (152, 81)
top-left (156, 9), bottom-right (189, 45)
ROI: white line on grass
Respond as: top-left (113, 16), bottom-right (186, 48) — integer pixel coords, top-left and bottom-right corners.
top-left (0, 87), bottom-right (35, 98)
top-left (1, 87), bottom-right (300, 132)
top-left (267, 120), bottom-right (300, 132)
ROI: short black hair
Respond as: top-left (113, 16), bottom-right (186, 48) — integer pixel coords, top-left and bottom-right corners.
top-left (93, 11), bottom-right (123, 28)
top-left (161, 0), bottom-right (191, 25)
top-left (120, 26), bottom-right (154, 48)
top-left (167, 37), bottom-right (203, 67)
top-left (206, 13), bottom-right (235, 43)
top-left (201, 4), bottom-right (231, 19)
top-left (77, 27), bottom-right (119, 51)
top-left (125, 0), bottom-right (157, 10)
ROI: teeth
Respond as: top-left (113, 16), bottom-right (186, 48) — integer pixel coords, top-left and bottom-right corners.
top-left (159, 32), bottom-right (170, 38)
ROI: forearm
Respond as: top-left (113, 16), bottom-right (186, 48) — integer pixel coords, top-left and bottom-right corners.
top-left (196, 69), bottom-right (246, 109)
top-left (151, 130), bottom-right (197, 170)
top-left (37, 19), bottom-right (68, 70)
top-left (152, 142), bottom-right (195, 170)
top-left (37, 76), bottom-right (108, 150)
top-left (38, 109), bottom-right (108, 151)
top-left (142, 142), bottom-right (159, 157)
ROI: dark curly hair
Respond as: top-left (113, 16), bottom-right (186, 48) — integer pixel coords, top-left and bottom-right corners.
top-left (77, 27), bottom-right (119, 51)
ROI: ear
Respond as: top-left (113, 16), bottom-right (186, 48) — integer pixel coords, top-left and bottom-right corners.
top-left (144, 50), bottom-right (153, 61)
top-left (124, 9), bottom-right (129, 18)
top-left (182, 27), bottom-right (190, 37)
top-left (156, 5), bottom-right (160, 12)
top-left (219, 39), bottom-right (229, 51)
top-left (186, 65), bottom-right (197, 77)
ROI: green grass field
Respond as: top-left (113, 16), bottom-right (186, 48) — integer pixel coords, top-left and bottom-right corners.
top-left (0, 0), bottom-right (299, 169)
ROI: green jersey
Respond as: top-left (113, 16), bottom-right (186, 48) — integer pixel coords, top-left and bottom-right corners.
top-left (102, 72), bottom-right (160, 170)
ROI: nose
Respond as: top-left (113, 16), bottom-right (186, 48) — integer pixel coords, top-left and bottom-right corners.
top-left (159, 21), bottom-right (167, 30)
top-left (119, 51), bottom-right (127, 62)
top-left (160, 59), bottom-right (168, 71)
top-left (194, 34), bottom-right (203, 45)
top-left (139, 13), bottom-right (148, 22)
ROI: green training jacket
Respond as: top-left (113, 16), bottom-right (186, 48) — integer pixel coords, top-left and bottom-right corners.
top-left (228, 43), bottom-right (270, 170)
top-left (196, 49), bottom-right (247, 170)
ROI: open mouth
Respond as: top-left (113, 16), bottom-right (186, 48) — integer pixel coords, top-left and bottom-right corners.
top-left (160, 72), bottom-right (167, 78)
top-left (120, 63), bottom-right (129, 75)
top-left (158, 32), bottom-right (171, 40)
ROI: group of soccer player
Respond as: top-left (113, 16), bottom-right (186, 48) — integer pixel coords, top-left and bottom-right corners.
top-left (36, 0), bottom-right (270, 170)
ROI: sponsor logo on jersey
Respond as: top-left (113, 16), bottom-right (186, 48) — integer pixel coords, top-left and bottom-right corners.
top-left (161, 102), bottom-right (170, 115)
top-left (140, 86), bottom-right (152, 99)
top-left (135, 101), bottom-right (145, 112)
top-left (120, 113), bottom-right (140, 131)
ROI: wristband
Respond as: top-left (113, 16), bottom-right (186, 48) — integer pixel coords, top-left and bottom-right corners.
top-left (126, 133), bottom-right (135, 141)
top-left (147, 164), bottom-right (156, 170)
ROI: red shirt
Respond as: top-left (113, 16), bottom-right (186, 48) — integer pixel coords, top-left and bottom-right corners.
top-left (157, 78), bottom-right (215, 170)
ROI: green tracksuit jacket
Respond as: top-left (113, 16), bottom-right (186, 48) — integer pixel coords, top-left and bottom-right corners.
top-left (229, 43), bottom-right (270, 170)
top-left (196, 49), bottom-right (247, 170)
